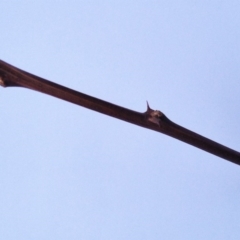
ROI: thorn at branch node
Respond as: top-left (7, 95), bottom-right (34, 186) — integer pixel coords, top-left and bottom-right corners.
top-left (145, 101), bottom-right (163, 126)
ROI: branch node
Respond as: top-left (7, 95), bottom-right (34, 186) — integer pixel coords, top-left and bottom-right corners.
top-left (145, 101), bottom-right (164, 126)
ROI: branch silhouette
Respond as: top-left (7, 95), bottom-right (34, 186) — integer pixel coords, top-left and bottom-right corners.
top-left (0, 60), bottom-right (239, 165)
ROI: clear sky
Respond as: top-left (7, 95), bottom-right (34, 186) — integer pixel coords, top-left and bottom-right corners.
top-left (1, 1), bottom-right (240, 239)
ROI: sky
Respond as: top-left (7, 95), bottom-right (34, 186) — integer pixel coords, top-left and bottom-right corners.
top-left (0, 1), bottom-right (240, 239)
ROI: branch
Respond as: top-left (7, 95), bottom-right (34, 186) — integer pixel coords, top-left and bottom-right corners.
top-left (0, 60), bottom-right (239, 165)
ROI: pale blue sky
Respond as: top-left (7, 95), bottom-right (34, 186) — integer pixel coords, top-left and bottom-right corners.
top-left (0, 1), bottom-right (240, 239)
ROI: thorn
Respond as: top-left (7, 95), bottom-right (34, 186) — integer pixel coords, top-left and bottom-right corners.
top-left (146, 101), bottom-right (152, 112)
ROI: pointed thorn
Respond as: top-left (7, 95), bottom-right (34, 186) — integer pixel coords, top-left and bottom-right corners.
top-left (146, 101), bottom-right (151, 111)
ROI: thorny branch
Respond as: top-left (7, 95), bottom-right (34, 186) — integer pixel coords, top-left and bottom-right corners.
top-left (0, 60), bottom-right (240, 165)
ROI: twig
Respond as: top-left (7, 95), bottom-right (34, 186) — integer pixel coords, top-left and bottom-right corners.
top-left (0, 60), bottom-right (239, 165)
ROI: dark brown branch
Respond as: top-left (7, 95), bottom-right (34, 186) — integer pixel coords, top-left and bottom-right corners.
top-left (0, 60), bottom-right (240, 165)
